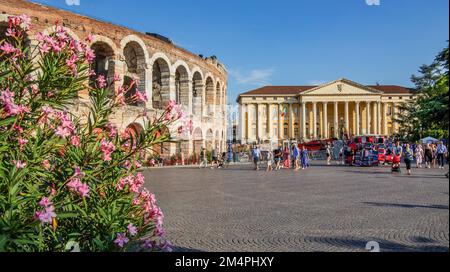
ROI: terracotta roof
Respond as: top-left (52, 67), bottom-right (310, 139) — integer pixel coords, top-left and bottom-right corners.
top-left (240, 85), bottom-right (414, 96)
top-left (368, 85), bottom-right (415, 94)
top-left (240, 86), bottom-right (316, 95)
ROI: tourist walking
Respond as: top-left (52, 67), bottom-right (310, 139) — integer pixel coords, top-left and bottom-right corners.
top-left (403, 143), bottom-right (414, 175)
top-left (252, 146), bottom-right (261, 171)
top-left (415, 143), bottom-right (424, 168)
top-left (431, 144), bottom-right (437, 168)
top-left (392, 141), bottom-right (403, 173)
top-left (301, 146), bottom-right (310, 170)
top-left (199, 147), bottom-right (208, 169)
top-left (326, 144), bottom-right (332, 165)
top-left (274, 147), bottom-right (282, 170)
top-left (424, 143), bottom-right (433, 169)
top-left (211, 148), bottom-right (218, 169)
top-left (291, 144), bottom-right (300, 171)
top-left (283, 146), bottom-right (290, 169)
top-left (436, 141), bottom-right (448, 169)
top-left (266, 149), bottom-right (274, 172)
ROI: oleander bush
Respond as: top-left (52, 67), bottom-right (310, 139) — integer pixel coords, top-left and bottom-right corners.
top-left (0, 15), bottom-right (190, 252)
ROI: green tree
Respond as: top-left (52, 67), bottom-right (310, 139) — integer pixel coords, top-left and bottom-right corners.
top-left (396, 43), bottom-right (449, 141)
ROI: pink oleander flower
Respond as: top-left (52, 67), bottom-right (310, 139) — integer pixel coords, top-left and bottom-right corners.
top-left (77, 183), bottom-right (90, 198)
top-left (167, 100), bottom-right (177, 111)
top-left (135, 91), bottom-right (148, 103)
top-left (129, 173), bottom-right (145, 193)
top-left (42, 160), bottom-right (51, 170)
top-left (41, 105), bottom-right (54, 115)
top-left (13, 160), bottom-right (26, 169)
top-left (85, 47), bottom-right (95, 63)
top-left (13, 124), bottom-right (24, 133)
top-left (85, 34), bottom-right (94, 43)
top-left (73, 167), bottom-right (85, 178)
top-left (18, 14), bottom-right (31, 30)
top-left (18, 138), bottom-right (28, 149)
top-left (71, 135), bottom-right (81, 147)
top-left (106, 123), bottom-right (118, 138)
top-left (35, 197), bottom-right (57, 225)
top-left (39, 43), bottom-right (51, 54)
top-left (114, 233), bottom-right (129, 248)
top-left (0, 42), bottom-right (17, 54)
top-left (127, 223), bottom-right (137, 236)
top-left (67, 177), bottom-right (90, 198)
top-left (124, 160), bottom-right (132, 170)
top-left (55, 126), bottom-right (72, 138)
top-left (97, 75), bottom-right (107, 88)
top-left (100, 139), bottom-right (116, 162)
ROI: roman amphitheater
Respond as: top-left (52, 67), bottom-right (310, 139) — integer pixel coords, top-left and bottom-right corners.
top-left (0, 0), bottom-right (228, 163)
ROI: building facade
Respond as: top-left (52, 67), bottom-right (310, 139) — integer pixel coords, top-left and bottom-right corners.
top-left (237, 79), bottom-right (415, 144)
top-left (1, 0), bottom-right (228, 160)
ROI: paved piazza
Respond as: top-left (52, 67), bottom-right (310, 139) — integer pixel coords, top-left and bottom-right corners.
top-left (144, 164), bottom-right (449, 252)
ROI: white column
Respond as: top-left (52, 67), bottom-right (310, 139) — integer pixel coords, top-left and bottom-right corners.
top-left (289, 103), bottom-right (294, 139)
top-left (267, 104), bottom-right (273, 140)
top-left (313, 102), bottom-right (317, 139)
top-left (239, 103), bottom-right (247, 142)
top-left (256, 103), bottom-right (262, 141)
top-left (383, 102), bottom-right (388, 136)
top-left (323, 102), bottom-right (328, 139)
top-left (302, 102), bottom-right (307, 140)
top-left (345, 102), bottom-right (349, 136)
top-left (376, 102), bottom-right (381, 135)
top-left (278, 104), bottom-right (282, 140)
top-left (393, 102), bottom-right (398, 133)
top-left (334, 102), bottom-right (339, 138)
top-left (366, 101), bottom-right (371, 134)
top-left (144, 67), bottom-right (153, 109)
top-left (355, 102), bottom-right (360, 135)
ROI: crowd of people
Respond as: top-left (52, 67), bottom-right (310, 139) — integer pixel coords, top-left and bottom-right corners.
top-left (250, 144), bottom-right (311, 172)
top-left (196, 140), bottom-right (448, 177)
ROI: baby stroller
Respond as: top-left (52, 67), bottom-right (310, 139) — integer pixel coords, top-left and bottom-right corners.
top-left (391, 155), bottom-right (401, 173)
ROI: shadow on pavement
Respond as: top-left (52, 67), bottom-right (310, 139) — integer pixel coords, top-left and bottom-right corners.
top-left (363, 202), bottom-right (449, 210)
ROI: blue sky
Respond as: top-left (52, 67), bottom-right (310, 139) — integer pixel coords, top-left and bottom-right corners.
top-left (31, 0), bottom-right (449, 103)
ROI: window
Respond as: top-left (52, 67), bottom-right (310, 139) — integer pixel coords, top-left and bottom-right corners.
top-left (274, 97), bottom-right (278, 101)
top-left (388, 97), bottom-right (392, 100)
top-left (399, 97), bottom-right (403, 100)
top-left (252, 97), bottom-right (256, 100)
top-left (263, 97), bottom-right (267, 100)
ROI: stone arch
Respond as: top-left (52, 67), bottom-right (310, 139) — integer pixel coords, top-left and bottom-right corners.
top-left (90, 38), bottom-right (117, 90)
top-left (151, 57), bottom-right (171, 110)
top-left (122, 39), bottom-right (147, 106)
top-left (126, 122), bottom-right (144, 142)
top-left (174, 63), bottom-right (190, 108)
top-left (153, 125), bottom-right (171, 160)
top-left (205, 76), bottom-right (215, 116)
top-left (192, 70), bottom-right (204, 116)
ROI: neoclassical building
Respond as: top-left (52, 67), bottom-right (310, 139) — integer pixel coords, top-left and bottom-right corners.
top-left (1, 0), bottom-right (228, 160)
top-left (237, 79), bottom-right (415, 144)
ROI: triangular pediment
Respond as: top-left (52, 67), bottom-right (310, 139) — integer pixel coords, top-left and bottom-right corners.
top-left (301, 79), bottom-right (383, 96)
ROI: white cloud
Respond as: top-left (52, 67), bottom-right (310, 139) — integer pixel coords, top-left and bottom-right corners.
top-left (229, 68), bottom-right (275, 86)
